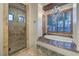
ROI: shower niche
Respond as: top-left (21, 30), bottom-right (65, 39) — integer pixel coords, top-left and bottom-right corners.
top-left (8, 3), bottom-right (26, 55)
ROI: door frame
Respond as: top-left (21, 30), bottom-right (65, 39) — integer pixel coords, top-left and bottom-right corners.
top-left (3, 3), bottom-right (29, 56)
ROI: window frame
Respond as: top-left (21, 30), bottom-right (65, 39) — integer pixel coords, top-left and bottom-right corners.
top-left (46, 8), bottom-right (73, 37)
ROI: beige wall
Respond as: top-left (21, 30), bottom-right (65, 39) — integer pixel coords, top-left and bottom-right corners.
top-left (76, 3), bottom-right (79, 51)
top-left (28, 3), bottom-right (38, 49)
top-left (37, 4), bottom-right (43, 37)
top-left (73, 4), bottom-right (77, 48)
top-left (0, 4), bottom-right (3, 56)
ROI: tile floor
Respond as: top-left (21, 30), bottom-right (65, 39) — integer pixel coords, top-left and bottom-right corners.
top-left (12, 48), bottom-right (40, 56)
top-left (12, 48), bottom-right (63, 56)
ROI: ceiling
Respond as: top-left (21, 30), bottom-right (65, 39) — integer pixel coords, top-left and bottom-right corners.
top-left (40, 3), bottom-right (48, 6)
top-left (42, 3), bottom-right (68, 11)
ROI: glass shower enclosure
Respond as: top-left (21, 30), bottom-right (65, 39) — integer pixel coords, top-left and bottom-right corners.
top-left (8, 3), bottom-right (26, 55)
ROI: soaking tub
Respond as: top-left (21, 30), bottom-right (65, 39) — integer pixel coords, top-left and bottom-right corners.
top-left (43, 35), bottom-right (76, 51)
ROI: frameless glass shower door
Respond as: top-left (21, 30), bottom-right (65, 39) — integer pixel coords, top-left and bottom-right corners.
top-left (8, 3), bottom-right (26, 55)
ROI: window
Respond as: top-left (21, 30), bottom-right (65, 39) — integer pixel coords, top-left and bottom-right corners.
top-left (19, 16), bottom-right (25, 23)
top-left (8, 14), bottom-right (14, 21)
top-left (47, 8), bottom-right (73, 37)
top-left (52, 14), bottom-right (57, 32)
top-left (48, 15), bottom-right (53, 32)
top-left (64, 11), bottom-right (72, 32)
top-left (58, 13), bottom-right (63, 32)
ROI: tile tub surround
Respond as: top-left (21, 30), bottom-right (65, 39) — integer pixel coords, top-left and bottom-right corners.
top-left (37, 45), bottom-right (63, 56)
top-left (38, 36), bottom-right (76, 51)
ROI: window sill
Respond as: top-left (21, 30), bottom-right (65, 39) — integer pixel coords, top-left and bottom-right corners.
top-left (47, 32), bottom-right (72, 38)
